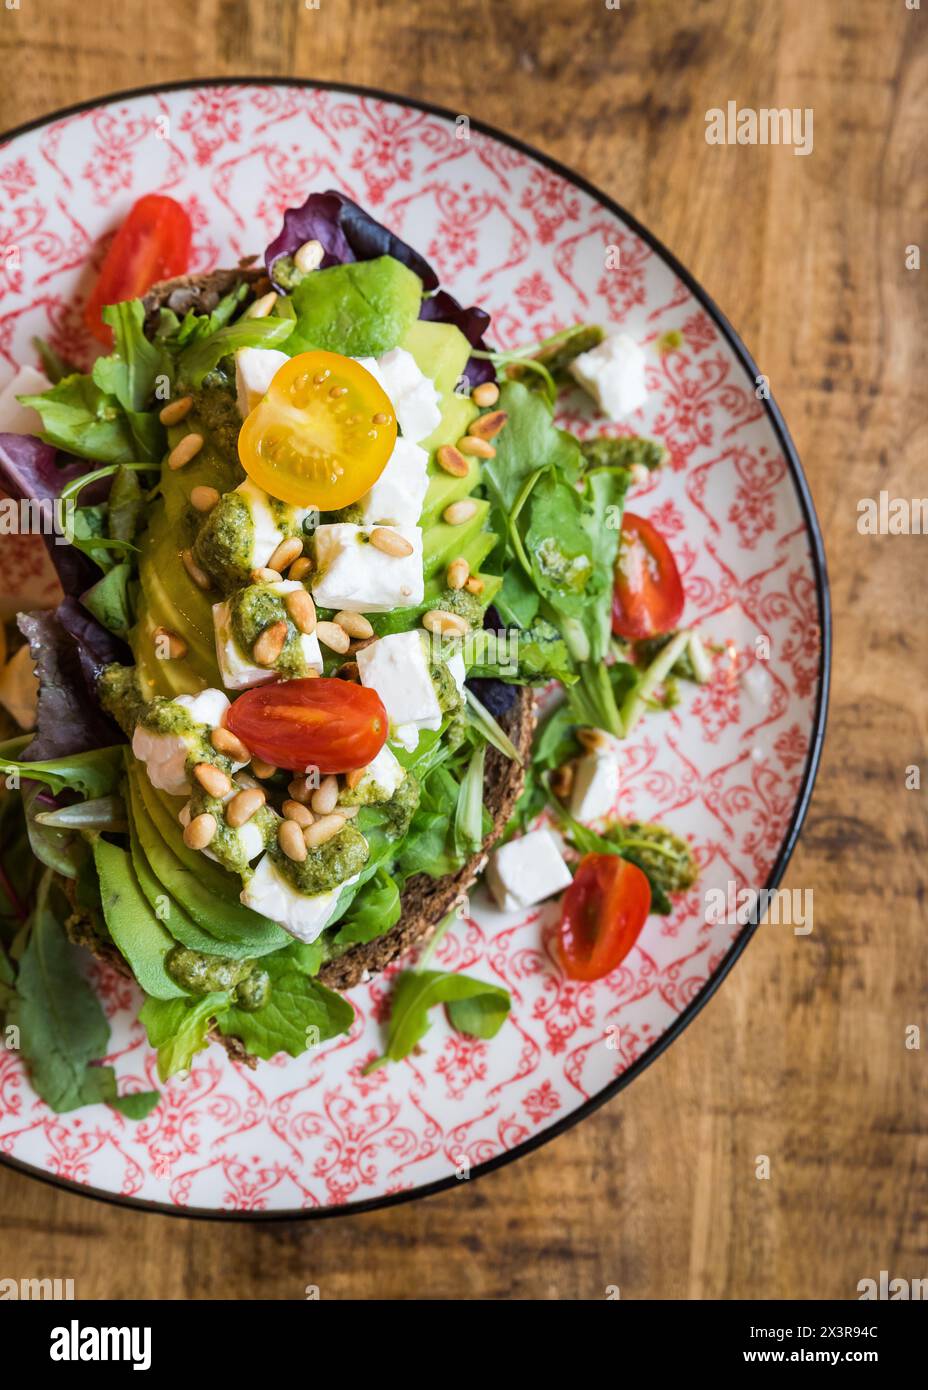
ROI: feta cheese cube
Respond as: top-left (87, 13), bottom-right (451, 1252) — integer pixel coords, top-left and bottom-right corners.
top-left (355, 348), bottom-right (441, 443)
top-left (131, 688), bottom-right (245, 797)
top-left (569, 333), bottom-right (648, 420)
top-left (485, 829), bottom-right (573, 913)
top-left (212, 580), bottom-right (323, 691)
top-left (311, 523), bottom-right (423, 613)
top-left (349, 744), bottom-right (406, 802)
top-left (447, 649), bottom-right (467, 695)
top-left (569, 753), bottom-right (619, 823)
top-left (0, 365), bottom-right (52, 435)
top-left (233, 478), bottom-right (314, 572)
top-left (234, 347), bottom-right (290, 418)
top-left (356, 631), bottom-right (442, 746)
top-left (357, 437), bottom-right (429, 527)
top-left (240, 854), bottom-right (360, 943)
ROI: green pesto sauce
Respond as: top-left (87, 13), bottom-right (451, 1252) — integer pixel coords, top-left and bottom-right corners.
top-left (165, 946), bottom-right (270, 1012)
top-left (272, 256), bottom-right (306, 292)
top-left (434, 586), bottom-right (487, 627)
top-left (98, 663), bottom-right (148, 737)
top-left (228, 582), bottom-right (309, 679)
top-left (327, 502), bottom-right (364, 525)
top-left (379, 771), bottom-right (420, 839)
top-left (187, 784), bottom-right (278, 877)
top-left (429, 656), bottom-right (462, 716)
top-left (272, 822), bottom-right (370, 895)
top-left (193, 489), bottom-right (255, 592)
top-left (190, 384), bottom-right (243, 463)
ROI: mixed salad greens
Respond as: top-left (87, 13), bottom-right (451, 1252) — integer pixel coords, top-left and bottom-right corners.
top-left (0, 188), bottom-right (706, 1115)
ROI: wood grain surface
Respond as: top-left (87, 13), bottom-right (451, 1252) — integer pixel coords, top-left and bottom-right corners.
top-left (0, 0), bottom-right (925, 1301)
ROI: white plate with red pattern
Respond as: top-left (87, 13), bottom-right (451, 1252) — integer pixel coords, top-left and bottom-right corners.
top-left (0, 80), bottom-right (829, 1218)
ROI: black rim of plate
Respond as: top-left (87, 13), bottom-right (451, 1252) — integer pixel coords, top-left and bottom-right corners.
top-left (0, 77), bottom-right (832, 1223)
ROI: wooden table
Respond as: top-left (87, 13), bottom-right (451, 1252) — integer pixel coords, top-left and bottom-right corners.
top-left (0, 0), bottom-right (924, 1300)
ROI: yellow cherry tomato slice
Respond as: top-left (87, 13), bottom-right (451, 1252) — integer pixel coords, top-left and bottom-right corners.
top-left (238, 350), bottom-right (397, 508)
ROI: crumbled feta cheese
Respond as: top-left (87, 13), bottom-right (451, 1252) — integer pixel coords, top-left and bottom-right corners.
top-left (569, 753), bottom-right (619, 823)
top-left (232, 478), bottom-right (314, 573)
top-left (485, 829), bottom-right (573, 913)
top-left (178, 795), bottom-right (265, 865)
top-left (355, 348), bottom-right (441, 443)
top-left (234, 346), bottom-right (290, 418)
top-left (240, 855), bottom-right (360, 943)
top-left (212, 580), bottom-right (323, 691)
top-left (356, 631), bottom-right (442, 747)
top-left (311, 523), bottom-right (424, 613)
top-left (569, 333), bottom-right (648, 420)
top-left (447, 649), bottom-right (467, 695)
top-left (357, 437), bottom-right (429, 527)
top-left (131, 688), bottom-right (244, 797)
top-left (0, 365), bottom-right (52, 435)
top-left (352, 744), bottom-right (406, 801)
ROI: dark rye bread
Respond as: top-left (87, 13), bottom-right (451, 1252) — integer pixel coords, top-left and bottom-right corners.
top-left (122, 270), bottom-right (534, 993)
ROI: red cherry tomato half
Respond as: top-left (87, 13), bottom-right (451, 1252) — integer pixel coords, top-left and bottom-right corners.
top-left (557, 853), bottom-right (651, 982)
top-left (611, 512), bottom-right (685, 641)
top-left (226, 678), bottom-right (388, 774)
top-left (83, 194), bottom-right (193, 346)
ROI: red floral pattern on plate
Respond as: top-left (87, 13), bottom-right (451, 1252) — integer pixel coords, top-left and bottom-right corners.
top-left (0, 84), bottom-right (823, 1214)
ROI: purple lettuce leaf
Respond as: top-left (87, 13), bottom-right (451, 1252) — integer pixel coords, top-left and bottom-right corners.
top-left (264, 189), bottom-right (493, 381)
top-left (16, 606), bottom-right (126, 761)
top-left (0, 432), bottom-right (109, 593)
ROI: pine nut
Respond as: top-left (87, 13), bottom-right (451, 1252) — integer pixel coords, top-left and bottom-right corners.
top-left (226, 786), bottom-right (266, 828)
top-left (304, 814), bottom-right (344, 847)
top-left (334, 803), bottom-right (360, 819)
top-left (183, 812), bottom-right (217, 850)
top-left (244, 291), bottom-right (277, 319)
top-left (310, 775), bottom-right (339, 815)
top-left (422, 608), bottom-right (470, 636)
top-left (285, 587), bottom-right (316, 634)
top-left (288, 556), bottom-right (313, 581)
top-left (294, 238), bottom-right (325, 273)
top-left (253, 620), bottom-right (288, 667)
top-left (282, 800), bottom-right (314, 826)
top-left (436, 443), bottom-right (470, 477)
top-left (182, 547), bottom-right (212, 591)
top-left (316, 620), bottom-right (350, 653)
top-left (447, 557), bottom-right (470, 590)
top-left (334, 610), bottom-right (373, 639)
top-left (468, 409), bottom-right (508, 440)
top-left (345, 766), bottom-right (366, 790)
top-left (369, 527), bottom-right (413, 557)
top-left (251, 567), bottom-right (280, 584)
top-left (464, 575), bottom-right (485, 595)
top-left (160, 395), bottom-right (194, 426)
top-left (348, 636), bottom-right (377, 654)
top-left (278, 818), bottom-right (308, 862)
top-left (472, 382), bottom-right (500, 408)
top-left (251, 758), bottom-right (277, 779)
top-left (288, 777), bottom-right (312, 804)
top-left (268, 536), bottom-right (303, 572)
top-left (153, 626), bottom-right (187, 660)
top-left (211, 726), bottom-right (250, 762)
top-left (442, 499), bottom-right (477, 526)
top-left (457, 434), bottom-right (495, 458)
top-left (190, 485), bottom-right (220, 512)
top-left (194, 763), bottom-right (232, 798)
top-left (168, 433), bottom-right (205, 471)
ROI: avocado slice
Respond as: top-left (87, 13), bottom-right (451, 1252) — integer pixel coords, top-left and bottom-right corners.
top-left (423, 498), bottom-right (491, 578)
top-left (93, 837), bottom-right (186, 1000)
top-left (128, 767), bottom-right (289, 956)
top-left (127, 804), bottom-right (237, 959)
top-left (420, 455), bottom-right (482, 529)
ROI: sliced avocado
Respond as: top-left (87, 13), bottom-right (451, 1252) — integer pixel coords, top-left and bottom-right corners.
top-left (400, 319), bottom-right (478, 454)
top-left (93, 837), bottom-right (187, 1000)
top-left (420, 455), bottom-right (481, 528)
top-left (423, 498), bottom-right (491, 578)
top-left (127, 806), bottom-right (235, 959)
top-left (128, 767), bottom-right (289, 955)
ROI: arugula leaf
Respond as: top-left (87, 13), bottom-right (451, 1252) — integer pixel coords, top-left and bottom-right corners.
top-left (216, 953), bottom-right (353, 1061)
top-left (139, 993), bottom-right (224, 1081)
top-left (177, 316), bottom-right (294, 388)
top-left (92, 300), bottom-right (171, 413)
top-left (0, 746), bottom-right (123, 799)
top-left (367, 968), bottom-right (511, 1069)
top-left (109, 1089), bottom-right (160, 1120)
top-left (20, 373), bottom-right (161, 463)
top-left (9, 872), bottom-right (118, 1111)
top-left (81, 561), bottom-right (134, 636)
top-left (334, 869), bottom-right (401, 946)
top-left (93, 839), bottom-right (186, 1001)
top-left (482, 381), bottom-right (583, 513)
top-left (453, 743), bottom-right (487, 857)
top-left (107, 464), bottom-right (144, 542)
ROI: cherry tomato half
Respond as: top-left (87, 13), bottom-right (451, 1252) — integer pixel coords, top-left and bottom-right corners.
top-left (226, 677), bottom-right (387, 774)
top-left (83, 195), bottom-right (193, 346)
top-left (557, 853), bottom-right (651, 982)
top-left (238, 350), bottom-right (397, 508)
top-left (611, 512), bottom-right (685, 641)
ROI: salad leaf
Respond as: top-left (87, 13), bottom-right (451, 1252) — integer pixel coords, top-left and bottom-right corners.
top-left (8, 872), bottom-right (117, 1111)
top-left (93, 839), bottom-right (186, 1001)
top-left (265, 188), bottom-right (437, 291)
top-left (20, 372), bottom-right (161, 463)
top-left (453, 743), bottom-right (487, 857)
top-left (0, 430), bottom-right (87, 501)
top-left (81, 561), bottom-right (134, 636)
top-left (93, 300), bottom-right (170, 413)
top-left (139, 993), bottom-right (224, 1081)
top-left (216, 952), bottom-right (354, 1061)
top-left (285, 257), bottom-right (423, 358)
top-left (177, 315), bottom-right (294, 389)
top-left (482, 381), bottom-right (583, 513)
top-left (109, 1089), bottom-right (161, 1120)
top-left (16, 608), bottom-right (124, 761)
top-left (367, 968), bottom-right (511, 1069)
top-left (107, 464), bottom-right (144, 542)
top-left (334, 869), bottom-right (401, 946)
top-left (0, 745), bottom-right (122, 799)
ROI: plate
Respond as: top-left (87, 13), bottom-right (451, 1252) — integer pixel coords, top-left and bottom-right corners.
top-left (0, 80), bottom-right (829, 1217)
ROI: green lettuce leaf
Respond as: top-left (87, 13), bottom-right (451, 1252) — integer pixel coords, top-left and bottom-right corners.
top-left (368, 968), bottom-right (511, 1068)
